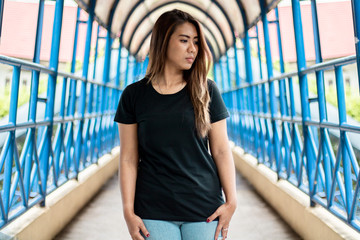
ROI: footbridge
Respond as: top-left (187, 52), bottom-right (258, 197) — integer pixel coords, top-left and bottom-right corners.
top-left (0, 0), bottom-right (360, 239)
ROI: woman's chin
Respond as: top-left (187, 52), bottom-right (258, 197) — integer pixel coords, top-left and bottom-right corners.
top-left (182, 64), bottom-right (193, 70)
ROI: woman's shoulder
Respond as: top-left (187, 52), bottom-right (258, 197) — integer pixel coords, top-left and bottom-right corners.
top-left (124, 77), bottom-right (148, 91)
top-left (207, 78), bottom-right (220, 88)
top-left (207, 79), bottom-right (220, 94)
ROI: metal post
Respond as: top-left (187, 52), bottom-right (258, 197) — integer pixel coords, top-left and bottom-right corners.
top-left (99, 17), bottom-right (114, 155)
top-left (291, 0), bottom-right (316, 205)
top-left (274, 6), bottom-right (292, 177)
top-left (259, 0), bottom-right (280, 172)
top-left (255, 24), bottom-right (267, 163)
top-left (63, 6), bottom-right (82, 178)
top-left (3, 66), bottom-right (20, 219)
top-left (25, 0), bottom-right (45, 201)
top-left (75, 0), bottom-right (95, 174)
top-left (116, 41), bottom-right (122, 87)
top-left (124, 53), bottom-right (130, 86)
top-left (87, 24), bottom-right (100, 163)
top-left (243, 28), bottom-right (257, 157)
top-left (232, 37), bottom-right (244, 148)
top-left (225, 51), bottom-right (232, 89)
top-left (93, 25), bottom-right (100, 80)
top-left (38, 0), bottom-right (64, 206)
top-left (310, 0), bottom-right (331, 199)
top-left (220, 57), bottom-right (227, 91)
top-left (213, 62), bottom-right (220, 88)
top-left (334, 66), bottom-right (353, 218)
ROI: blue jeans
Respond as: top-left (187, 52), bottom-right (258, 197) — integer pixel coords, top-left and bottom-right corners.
top-left (141, 219), bottom-right (223, 240)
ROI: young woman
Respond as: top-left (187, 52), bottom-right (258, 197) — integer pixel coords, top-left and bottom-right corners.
top-left (114, 9), bottom-right (236, 240)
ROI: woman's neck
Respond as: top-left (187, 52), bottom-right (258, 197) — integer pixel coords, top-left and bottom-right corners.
top-left (159, 64), bottom-right (185, 87)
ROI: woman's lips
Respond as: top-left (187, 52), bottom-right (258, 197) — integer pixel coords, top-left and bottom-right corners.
top-left (186, 58), bottom-right (194, 63)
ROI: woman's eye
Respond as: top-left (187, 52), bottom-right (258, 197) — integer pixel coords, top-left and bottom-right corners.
top-left (194, 41), bottom-right (199, 45)
top-left (180, 39), bottom-right (188, 43)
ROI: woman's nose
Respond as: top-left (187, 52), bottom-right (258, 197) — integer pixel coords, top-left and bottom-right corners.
top-left (188, 42), bottom-right (196, 52)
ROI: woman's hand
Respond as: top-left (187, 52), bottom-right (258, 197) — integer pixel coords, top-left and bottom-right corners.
top-left (207, 201), bottom-right (236, 240)
top-left (124, 213), bottom-right (150, 240)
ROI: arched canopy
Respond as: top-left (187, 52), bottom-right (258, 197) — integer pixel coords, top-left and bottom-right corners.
top-left (75, 0), bottom-right (281, 60)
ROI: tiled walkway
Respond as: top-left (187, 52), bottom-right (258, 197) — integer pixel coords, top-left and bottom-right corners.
top-left (55, 172), bottom-right (301, 240)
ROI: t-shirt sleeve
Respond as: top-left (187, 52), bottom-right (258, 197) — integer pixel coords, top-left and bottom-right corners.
top-left (114, 85), bottom-right (137, 124)
top-left (208, 79), bottom-right (230, 123)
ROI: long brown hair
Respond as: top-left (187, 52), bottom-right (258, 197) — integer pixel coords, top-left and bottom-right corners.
top-left (146, 9), bottom-right (212, 138)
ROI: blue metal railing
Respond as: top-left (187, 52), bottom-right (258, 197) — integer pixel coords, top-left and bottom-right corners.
top-left (0, 53), bottom-right (120, 227)
top-left (0, 0), bottom-right (122, 228)
top-left (223, 0), bottom-right (360, 231)
top-left (1, 0), bottom-right (359, 234)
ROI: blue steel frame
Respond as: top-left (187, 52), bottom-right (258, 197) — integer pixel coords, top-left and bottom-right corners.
top-left (0, 0), bottom-right (123, 228)
top-left (1, 0), bottom-right (360, 233)
top-left (226, 0), bottom-right (360, 231)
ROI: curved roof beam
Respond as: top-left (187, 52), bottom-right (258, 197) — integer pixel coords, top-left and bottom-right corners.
top-left (74, 0), bottom-right (282, 45)
top-left (211, 0), bottom-right (237, 41)
top-left (117, 0), bottom-right (233, 50)
top-left (127, 3), bottom-right (224, 58)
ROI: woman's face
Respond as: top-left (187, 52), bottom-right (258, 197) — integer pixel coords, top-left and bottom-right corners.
top-left (165, 22), bottom-right (199, 72)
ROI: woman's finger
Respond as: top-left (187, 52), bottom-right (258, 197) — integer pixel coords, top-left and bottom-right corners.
top-left (139, 223), bottom-right (150, 238)
top-left (214, 224), bottom-right (222, 240)
top-left (131, 232), bottom-right (145, 240)
top-left (207, 208), bottom-right (220, 223)
top-left (221, 226), bottom-right (229, 239)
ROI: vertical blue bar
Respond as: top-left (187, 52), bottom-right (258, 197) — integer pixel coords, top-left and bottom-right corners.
top-left (29, 0), bottom-right (44, 120)
top-left (71, 7), bottom-right (81, 74)
top-left (220, 57), bottom-right (227, 91)
top-left (67, 7), bottom-right (81, 117)
top-left (335, 66), bottom-right (352, 217)
top-left (233, 42), bottom-right (241, 87)
top-left (351, 0), bottom-right (360, 90)
top-left (133, 59), bottom-right (138, 82)
top-left (93, 25), bottom-right (100, 80)
top-left (125, 54), bottom-right (130, 87)
top-left (116, 41), bottom-right (122, 87)
top-left (99, 17), bottom-right (113, 155)
top-left (75, 0), bottom-right (95, 174)
top-left (103, 31), bottom-right (113, 84)
top-left (311, 0), bottom-right (331, 200)
top-left (274, 7), bottom-right (285, 73)
top-left (225, 51), bottom-right (232, 89)
top-left (113, 40), bottom-right (122, 147)
top-left (291, 0), bottom-right (315, 203)
top-left (243, 28), bottom-right (257, 156)
top-left (260, 0), bottom-right (280, 171)
top-left (26, 0), bottom-right (45, 201)
top-left (3, 66), bottom-right (20, 219)
top-left (255, 25), bottom-right (264, 80)
top-left (214, 62), bottom-right (220, 87)
top-left (40, 0), bottom-right (64, 206)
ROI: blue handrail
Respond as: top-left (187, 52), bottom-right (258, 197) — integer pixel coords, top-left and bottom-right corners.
top-left (225, 0), bottom-right (360, 230)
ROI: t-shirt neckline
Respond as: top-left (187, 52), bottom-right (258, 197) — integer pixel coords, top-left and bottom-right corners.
top-left (149, 81), bottom-right (187, 96)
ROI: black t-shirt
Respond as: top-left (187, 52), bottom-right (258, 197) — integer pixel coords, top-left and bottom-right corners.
top-left (114, 77), bottom-right (229, 221)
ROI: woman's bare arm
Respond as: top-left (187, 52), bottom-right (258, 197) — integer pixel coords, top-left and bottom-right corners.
top-left (118, 123), bottom-right (149, 240)
top-left (207, 119), bottom-right (237, 240)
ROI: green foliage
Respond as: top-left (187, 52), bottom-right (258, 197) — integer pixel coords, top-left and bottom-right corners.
top-left (0, 79), bottom-right (47, 119)
top-left (308, 77), bottom-right (360, 122)
top-left (0, 88), bottom-right (10, 118)
top-left (324, 86), bottom-right (360, 122)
